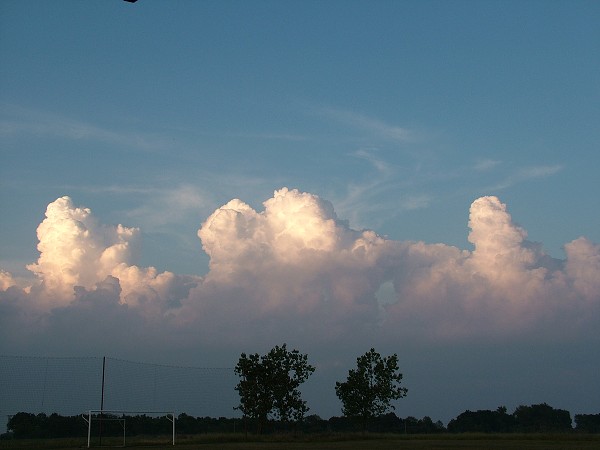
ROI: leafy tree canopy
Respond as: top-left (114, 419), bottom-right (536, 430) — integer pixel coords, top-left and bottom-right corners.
top-left (234, 343), bottom-right (315, 432)
top-left (447, 406), bottom-right (515, 433)
top-left (513, 403), bottom-right (572, 432)
top-left (335, 348), bottom-right (407, 429)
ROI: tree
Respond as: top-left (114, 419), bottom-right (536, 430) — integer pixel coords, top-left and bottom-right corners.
top-left (575, 413), bottom-right (600, 433)
top-left (234, 343), bottom-right (315, 433)
top-left (335, 348), bottom-right (408, 431)
top-left (513, 403), bottom-right (572, 432)
top-left (447, 407), bottom-right (516, 433)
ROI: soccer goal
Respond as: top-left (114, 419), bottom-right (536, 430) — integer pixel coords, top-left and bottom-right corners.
top-left (83, 410), bottom-right (175, 448)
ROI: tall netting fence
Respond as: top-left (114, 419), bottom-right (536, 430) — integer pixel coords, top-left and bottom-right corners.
top-left (0, 356), bottom-right (239, 434)
top-left (100, 357), bottom-right (238, 415)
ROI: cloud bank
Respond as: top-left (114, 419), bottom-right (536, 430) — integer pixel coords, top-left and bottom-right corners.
top-left (1, 188), bottom-right (598, 355)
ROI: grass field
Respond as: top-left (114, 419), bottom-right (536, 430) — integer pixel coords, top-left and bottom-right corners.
top-left (2, 433), bottom-right (600, 450)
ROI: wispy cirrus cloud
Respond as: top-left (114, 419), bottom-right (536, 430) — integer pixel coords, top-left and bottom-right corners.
top-left (1, 105), bottom-right (312, 160)
top-left (317, 106), bottom-right (414, 142)
top-left (64, 183), bottom-right (213, 231)
top-left (336, 179), bottom-right (432, 229)
top-left (352, 148), bottom-right (394, 175)
top-left (0, 105), bottom-right (176, 154)
top-left (329, 148), bottom-right (432, 230)
top-left (221, 131), bottom-right (309, 142)
top-left (473, 159), bottom-right (502, 171)
top-left (491, 164), bottom-right (563, 190)
top-left (125, 184), bottom-right (211, 229)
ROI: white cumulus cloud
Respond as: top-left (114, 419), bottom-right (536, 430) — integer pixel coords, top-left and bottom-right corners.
top-left (0, 189), bottom-right (598, 350)
top-left (0, 270), bottom-right (15, 291)
top-left (176, 189), bottom-right (599, 344)
top-left (21, 196), bottom-right (198, 312)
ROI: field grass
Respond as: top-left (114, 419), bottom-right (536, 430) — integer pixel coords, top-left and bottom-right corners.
top-left (2, 433), bottom-right (600, 450)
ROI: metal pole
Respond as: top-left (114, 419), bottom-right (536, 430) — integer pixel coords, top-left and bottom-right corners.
top-left (99, 356), bottom-right (106, 446)
top-left (87, 411), bottom-right (91, 448)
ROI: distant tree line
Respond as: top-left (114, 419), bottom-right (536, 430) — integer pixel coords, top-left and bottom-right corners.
top-left (4, 412), bottom-right (174, 439)
top-left (5, 407), bottom-right (600, 439)
top-left (447, 404), bottom-right (586, 433)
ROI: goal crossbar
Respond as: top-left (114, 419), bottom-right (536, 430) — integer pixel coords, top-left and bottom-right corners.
top-left (85, 410), bottom-right (175, 448)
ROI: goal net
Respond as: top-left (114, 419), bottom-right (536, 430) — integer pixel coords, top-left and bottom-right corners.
top-left (0, 356), bottom-right (239, 440)
top-left (84, 410), bottom-right (175, 448)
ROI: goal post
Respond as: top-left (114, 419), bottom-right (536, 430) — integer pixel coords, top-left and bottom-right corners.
top-left (84, 410), bottom-right (175, 448)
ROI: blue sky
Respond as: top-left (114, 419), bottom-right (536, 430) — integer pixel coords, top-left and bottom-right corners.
top-left (1, 1), bottom-right (599, 423)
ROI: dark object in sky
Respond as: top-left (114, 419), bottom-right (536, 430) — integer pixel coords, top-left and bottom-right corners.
top-left (124, 0), bottom-right (138, 3)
